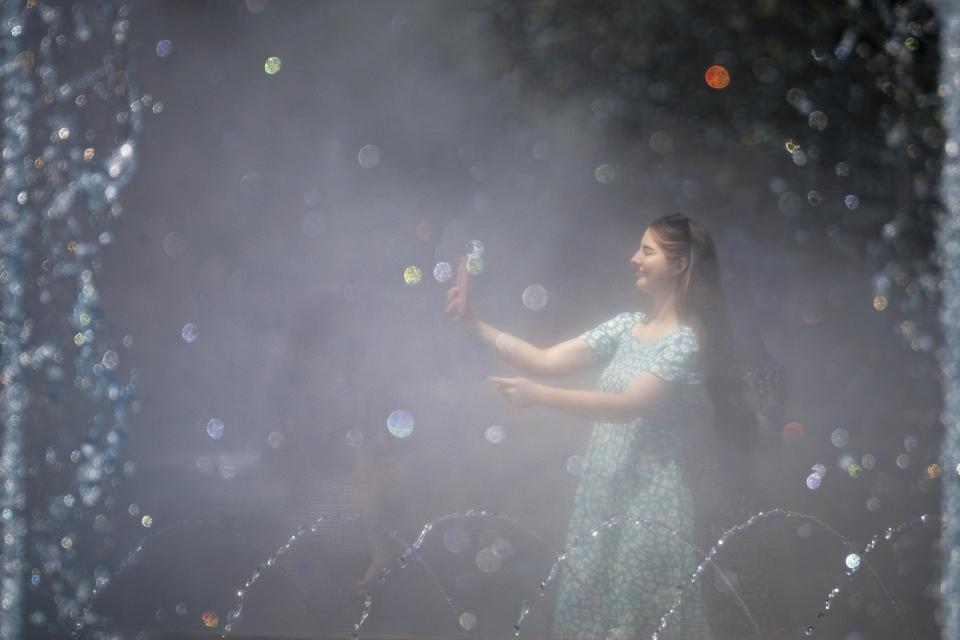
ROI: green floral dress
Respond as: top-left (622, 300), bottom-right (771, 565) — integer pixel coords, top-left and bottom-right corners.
top-left (552, 311), bottom-right (716, 640)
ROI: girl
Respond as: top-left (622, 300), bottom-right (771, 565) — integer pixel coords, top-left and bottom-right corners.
top-left (446, 212), bottom-right (761, 640)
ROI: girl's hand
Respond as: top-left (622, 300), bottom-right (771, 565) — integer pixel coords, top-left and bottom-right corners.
top-left (488, 376), bottom-right (541, 408)
top-left (445, 285), bottom-right (477, 328)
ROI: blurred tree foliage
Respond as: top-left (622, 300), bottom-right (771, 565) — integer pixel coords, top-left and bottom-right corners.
top-left (482, 0), bottom-right (943, 346)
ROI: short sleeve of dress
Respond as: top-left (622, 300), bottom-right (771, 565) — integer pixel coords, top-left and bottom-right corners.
top-left (578, 312), bottom-right (633, 364)
top-left (646, 327), bottom-right (704, 385)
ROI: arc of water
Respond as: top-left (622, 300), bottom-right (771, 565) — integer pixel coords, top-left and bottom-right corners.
top-left (389, 509), bottom-right (630, 633)
top-left (779, 510), bottom-right (915, 638)
top-left (645, 508), bottom-right (927, 640)
top-left (70, 519), bottom-right (329, 639)
top-left (220, 514), bottom-right (363, 635)
top-left (515, 513), bottom-right (762, 639)
top-left (219, 513), bottom-right (471, 640)
top-left (809, 511), bottom-right (940, 637)
top-left (379, 509), bottom-right (609, 637)
top-left (225, 527), bottom-right (334, 639)
top-left (373, 525), bottom-right (482, 640)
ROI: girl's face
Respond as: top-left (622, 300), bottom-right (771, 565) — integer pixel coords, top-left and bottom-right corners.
top-left (629, 228), bottom-right (685, 294)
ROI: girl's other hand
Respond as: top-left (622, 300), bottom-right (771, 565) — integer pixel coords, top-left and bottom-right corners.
top-left (488, 375), bottom-right (540, 408)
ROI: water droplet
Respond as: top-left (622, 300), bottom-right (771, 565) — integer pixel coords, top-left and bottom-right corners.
top-left (433, 261), bottom-right (453, 282)
top-left (522, 284), bottom-right (548, 311)
top-left (485, 424), bottom-right (506, 444)
top-left (264, 56), bottom-right (282, 74)
top-left (387, 409), bottom-right (414, 438)
top-left (181, 322), bottom-right (199, 342)
top-left (358, 144), bottom-right (381, 168)
top-left (458, 612), bottom-right (477, 631)
top-left (206, 418), bottom-right (224, 440)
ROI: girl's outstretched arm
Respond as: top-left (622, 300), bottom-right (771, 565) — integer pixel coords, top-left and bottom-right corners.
top-left (473, 320), bottom-right (596, 377)
top-left (446, 284), bottom-right (594, 377)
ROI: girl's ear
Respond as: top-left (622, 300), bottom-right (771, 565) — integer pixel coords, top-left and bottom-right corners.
top-left (673, 256), bottom-right (689, 275)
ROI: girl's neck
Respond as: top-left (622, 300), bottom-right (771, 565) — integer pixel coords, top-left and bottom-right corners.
top-left (643, 294), bottom-right (679, 327)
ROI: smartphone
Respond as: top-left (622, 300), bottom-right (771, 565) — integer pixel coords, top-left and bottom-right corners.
top-left (454, 255), bottom-right (469, 318)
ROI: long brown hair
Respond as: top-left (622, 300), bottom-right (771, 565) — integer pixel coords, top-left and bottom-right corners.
top-left (647, 212), bottom-right (760, 450)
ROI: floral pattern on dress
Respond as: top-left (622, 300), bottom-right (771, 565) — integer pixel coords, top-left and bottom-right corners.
top-left (552, 311), bottom-right (716, 640)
